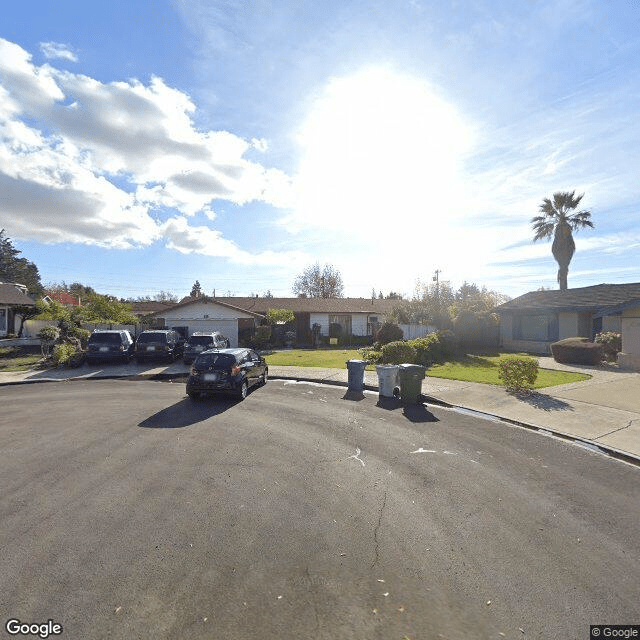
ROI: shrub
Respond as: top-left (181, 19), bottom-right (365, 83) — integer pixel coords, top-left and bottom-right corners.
top-left (358, 347), bottom-right (382, 363)
top-left (409, 330), bottom-right (456, 366)
top-left (551, 337), bottom-right (603, 365)
top-left (498, 356), bottom-right (539, 392)
top-left (594, 331), bottom-right (622, 361)
top-left (381, 340), bottom-right (416, 364)
top-left (53, 342), bottom-right (79, 366)
top-left (251, 325), bottom-right (272, 349)
top-left (373, 322), bottom-right (404, 345)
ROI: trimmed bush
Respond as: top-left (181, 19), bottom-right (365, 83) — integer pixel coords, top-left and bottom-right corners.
top-left (551, 337), bottom-right (603, 365)
top-left (498, 355), bottom-right (539, 392)
top-left (381, 340), bottom-right (416, 364)
top-left (594, 331), bottom-right (622, 361)
top-left (373, 322), bottom-right (404, 345)
top-left (409, 330), bottom-right (456, 365)
top-left (53, 342), bottom-right (79, 366)
top-left (358, 347), bottom-right (382, 363)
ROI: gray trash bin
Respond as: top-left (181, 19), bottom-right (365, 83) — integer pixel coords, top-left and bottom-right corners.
top-left (346, 359), bottom-right (368, 392)
top-left (398, 363), bottom-right (426, 404)
top-left (376, 364), bottom-right (400, 398)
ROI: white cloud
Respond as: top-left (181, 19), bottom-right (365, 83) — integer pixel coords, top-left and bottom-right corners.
top-left (0, 37), bottom-right (293, 257)
top-left (39, 41), bottom-right (78, 62)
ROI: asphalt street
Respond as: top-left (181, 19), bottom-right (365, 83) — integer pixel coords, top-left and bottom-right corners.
top-left (1, 379), bottom-right (638, 640)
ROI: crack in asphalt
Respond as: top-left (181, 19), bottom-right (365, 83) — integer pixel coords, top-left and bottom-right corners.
top-left (371, 490), bottom-right (388, 570)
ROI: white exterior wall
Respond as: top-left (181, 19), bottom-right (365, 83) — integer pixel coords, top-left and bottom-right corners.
top-left (158, 302), bottom-right (256, 348)
top-left (310, 313), bottom-right (329, 336)
top-left (559, 312), bottom-right (579, 339)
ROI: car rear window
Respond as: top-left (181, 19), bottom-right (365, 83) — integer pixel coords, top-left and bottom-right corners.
top-left (188, 336), bottom-right (214, 346)
top-left (137, 333), bottom-right (167, 343)
top-left (194, 353), bottom-right (236, 368)
top-left (88, 333), bottom-right (122, 344)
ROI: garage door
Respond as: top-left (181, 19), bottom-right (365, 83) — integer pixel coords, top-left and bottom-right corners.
top-left (180, 320), bottom-right (239, 347)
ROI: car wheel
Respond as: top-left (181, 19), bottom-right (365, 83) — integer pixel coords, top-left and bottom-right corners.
top-left (135, 358), bottom-right (143, 365)
top-left (237, 380), bottom-right (248, 400)
top-left (187, 390), bottom-right (200, 400)
top-left (261, 369), bottom-right (268, 385)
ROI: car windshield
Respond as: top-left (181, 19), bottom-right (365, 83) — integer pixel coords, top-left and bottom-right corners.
top-left (188, 336), bottom-right (214, 346)
top-left (88, 333), bottom-right (121, 344)
top-left (194, 353), bottom-right (235, 369)
top-left (137, 333), bottom-right (166, 343)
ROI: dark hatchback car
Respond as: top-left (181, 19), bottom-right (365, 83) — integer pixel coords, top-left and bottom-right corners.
top-left (183, 331), bottom-right (230, 365)
top-left (186, 348), bottom-right (267, 400)
top-left (86, 330), bottom-right (134, 364)
top-left (135, 330), bottom-right (183, 363)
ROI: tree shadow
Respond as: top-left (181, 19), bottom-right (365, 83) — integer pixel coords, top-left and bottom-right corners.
top-left (139, 397), bottom-right (236, 428)
top-left (509, 390), bottom-right (574, 412)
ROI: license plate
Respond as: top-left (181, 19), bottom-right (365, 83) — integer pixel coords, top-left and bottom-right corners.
top-left (99, 347), bottom-right (109, 352)
top-left (203, 373), bottom-right (218, 382)
top-left (195, 346), bottom-right (203, 351)
top-left (146, 346), bottom-right (155, 351)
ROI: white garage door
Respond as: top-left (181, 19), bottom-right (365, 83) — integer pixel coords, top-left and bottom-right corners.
top-left (182, 320), bottom-right (239, 347)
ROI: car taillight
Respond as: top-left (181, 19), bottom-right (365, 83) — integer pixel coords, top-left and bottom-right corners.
top-left (190, 367), bottom-right (200, 376)
top-left (231, 365), bottom-right (241, 376)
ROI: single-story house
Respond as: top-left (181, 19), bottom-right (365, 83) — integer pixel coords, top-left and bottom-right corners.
top-left (0, 282), bottom-right (36, 337)
top-left (153, 297), bottom-right (265, 347)
top-left (177, 296), bottom-right (400, 341)
top-left (496, 282), bottom-right (640, 356)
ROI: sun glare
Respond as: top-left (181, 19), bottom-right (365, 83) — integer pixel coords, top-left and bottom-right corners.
top-left (293, 68), bottom-right (473, 241)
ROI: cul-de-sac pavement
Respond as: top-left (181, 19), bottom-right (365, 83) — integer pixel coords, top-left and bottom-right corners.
top-left (1, 364), bottom-right (639, 639)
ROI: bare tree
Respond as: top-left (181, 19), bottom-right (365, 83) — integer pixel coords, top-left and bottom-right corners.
top-left (292, 262), bottom-right (344, 298)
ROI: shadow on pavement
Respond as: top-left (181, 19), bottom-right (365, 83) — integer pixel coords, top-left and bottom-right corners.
top-left (375, 396), bottom-right (439, 422)
top-left (511, 391), bottom-right (574, 412)
top-left (342, 390), bottom-right (366, 401)
top-left (139, 397), bottom-right (235, 428)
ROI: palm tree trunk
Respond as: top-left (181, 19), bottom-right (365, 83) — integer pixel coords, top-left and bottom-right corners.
top-left (552, 222), bottom-right (575, 291)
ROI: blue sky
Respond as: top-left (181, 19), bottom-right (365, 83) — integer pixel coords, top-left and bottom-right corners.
top-left (1, 0), bottom-right (639, 300)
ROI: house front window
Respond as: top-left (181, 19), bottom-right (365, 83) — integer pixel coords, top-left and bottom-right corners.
top-left (367, 316), bottom-right (379, 336)
top-left (328, 314), bottom-right (352, 338)
top-left (514, 314), bottom-right (558, 341)
top-left (0, 308), bottom-right (6, 333)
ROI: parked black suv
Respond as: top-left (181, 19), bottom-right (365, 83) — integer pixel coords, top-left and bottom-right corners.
top-left (183, 332), bottom-right (230, 365)
top-left (186, 348), bottom-right (267, 400)
top-left (86, 330), bottom-right (134, 364)
top-left (135, 330), bottom-right (183, 363)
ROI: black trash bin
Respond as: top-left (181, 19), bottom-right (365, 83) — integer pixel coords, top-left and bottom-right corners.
top-left (398, 363), bottom-right (426, 403)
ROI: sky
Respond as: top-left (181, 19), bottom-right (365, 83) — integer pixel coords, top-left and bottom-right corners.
top-left (1, 0), bottom-right (639, 301)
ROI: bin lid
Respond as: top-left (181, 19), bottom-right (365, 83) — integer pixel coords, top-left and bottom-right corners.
top-left (399, 363), bottom-right (426, 371)
top-left (346, 359), bottom-right (368, 365)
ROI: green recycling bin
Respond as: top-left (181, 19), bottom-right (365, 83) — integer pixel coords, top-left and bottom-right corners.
top-left (398, 363), bottom-right (425, 404)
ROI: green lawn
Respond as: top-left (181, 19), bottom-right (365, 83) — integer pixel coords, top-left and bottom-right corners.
top-left (0, 346), bottom-right (43, 372)
top-left (264, 349), bottom-right (591, 389)
top-left (426, 353), bottom-right (591, 389)
top-left (265, 348), bottom-right (376, 369)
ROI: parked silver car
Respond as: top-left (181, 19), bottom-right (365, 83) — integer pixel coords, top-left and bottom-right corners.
top-left (183, 331), bottom-right (229, 364)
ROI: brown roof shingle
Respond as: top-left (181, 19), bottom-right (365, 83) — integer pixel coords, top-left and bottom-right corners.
top-left (497, 283), bottom-right (640, 313)
top-left (0, 283), bottom-right (36, 306)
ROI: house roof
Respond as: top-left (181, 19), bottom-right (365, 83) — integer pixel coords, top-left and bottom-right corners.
top-left (45, 290), bottom-right (81, 306)
top-left (0, 282), bottom-right (36, 306)
top-left (497, 283), bottom-right (640, 314)
top-left (177, 296), bottom-right (399, 315)
top-left (154, 297), bottom-right (264, 319)
top-left (128, 301), bottom-right (177, 316)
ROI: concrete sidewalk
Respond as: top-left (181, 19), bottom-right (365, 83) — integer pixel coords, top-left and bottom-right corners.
top-left (2, 357), bottom-right (639, 464)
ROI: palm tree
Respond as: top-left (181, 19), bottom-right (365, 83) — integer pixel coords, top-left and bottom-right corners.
top-left (531, 191), bottom-right (594, 291)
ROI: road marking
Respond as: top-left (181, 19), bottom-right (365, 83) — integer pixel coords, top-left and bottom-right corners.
top-left (410, 448), bottom-right (436, 454)
top-left (348, 447), bottom-right (365, 467)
